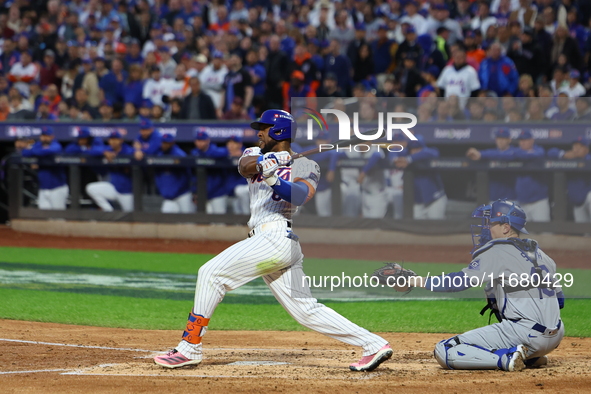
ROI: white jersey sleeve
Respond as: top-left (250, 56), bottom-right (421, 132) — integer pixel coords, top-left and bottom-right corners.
top-left (291, 157), bottom-right (320, 191)
top-left (238, 147), bottom-right (262, 178)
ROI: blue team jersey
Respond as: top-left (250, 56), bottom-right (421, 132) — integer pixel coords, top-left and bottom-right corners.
top-left (514, 145), bottom-right (548, 204)
top-left (479, 147), bottom-right (519, 201)
top-left (21, 140), bottom-right (68, 190)
top-left (105, 144), bottom-right (135, 194)
top-left (136, 130), bottom-right (162, 154)
top-left (154, 145), bottom-right (191, 200)
top-left (191, 143), bottom-right (229, 199)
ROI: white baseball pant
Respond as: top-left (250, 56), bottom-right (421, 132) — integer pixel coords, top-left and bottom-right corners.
top-left (232, 184), bottom-right (250, 215)
top-left (520, 198), bottom-right (550, 222)
top-left (314, 188), bottom-right (332, 217)
top-left (38, 185), bottom-right (69, 210)
top-left (206, 195), bottom-right (228, 214)
top-left (86, 182), bottom-right (133, 212)
top-left (361, 189), bottom-right (388, 218)
top-left (341, 181), bottom-right (361, 217)
top-left (176, 221), bottom-right (388, 360)
top-left (162, 192), bottom-right (196, 213)
top-left (386, 187), bottom-right (403, 219)
top-left (413, 195), bottom-right (448, 220)
top-left (573, 191), bottom-right (591, 223)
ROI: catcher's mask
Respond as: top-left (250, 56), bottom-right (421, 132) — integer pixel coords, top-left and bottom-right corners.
top-left (471, 204), bottom-right (492, 252)
top-left (471, 199), bottom-right (529, 252)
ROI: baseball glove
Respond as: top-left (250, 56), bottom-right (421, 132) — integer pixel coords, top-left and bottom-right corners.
top-left (372, 263), bottom-right (417, 293)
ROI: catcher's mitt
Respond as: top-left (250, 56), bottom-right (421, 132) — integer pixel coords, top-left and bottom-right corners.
top-left (372, 263), bottom-right (417, 293)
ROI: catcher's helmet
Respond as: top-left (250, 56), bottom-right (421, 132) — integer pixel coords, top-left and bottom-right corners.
top-left (250, 109), bottom-right (296, 141)
top-left (470, 199), bottom-right (528, 252)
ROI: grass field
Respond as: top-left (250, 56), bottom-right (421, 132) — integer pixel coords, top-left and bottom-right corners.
top-left (1, 246), bottom-right (589, 336)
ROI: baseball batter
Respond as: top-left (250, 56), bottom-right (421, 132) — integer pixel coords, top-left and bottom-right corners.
top-left (154, 109), bottom-right (393, 371)
top-left (403, 200), bottom-right (564, 371)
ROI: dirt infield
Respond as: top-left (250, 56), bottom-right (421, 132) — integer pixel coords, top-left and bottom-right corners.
top-left (2, 225), bottom-right (590, 392)
top-left (1, 320), bottom-right (590, 393)
top-left (1, 226), bottom-right (589, 268)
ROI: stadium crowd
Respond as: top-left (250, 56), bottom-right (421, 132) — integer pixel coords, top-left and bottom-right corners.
top-left (1, 0), bottom-right (591, 121)
top-left (5, 0), bottom-right (591, 224)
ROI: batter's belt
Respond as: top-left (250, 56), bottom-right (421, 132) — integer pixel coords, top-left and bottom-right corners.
top-left (248, 220), bottom-right (292, 238)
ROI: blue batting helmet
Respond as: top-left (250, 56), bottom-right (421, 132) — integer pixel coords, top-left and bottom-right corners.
top-left (250, 109), bottom-right (296, 141)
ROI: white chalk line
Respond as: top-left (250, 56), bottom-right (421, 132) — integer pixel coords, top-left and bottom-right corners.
top-left (0, 338), bottom-right (359, 353)
top-left (0, 369), bottom-right (70, 375)
top-left (0, 338), bottom-right (155, 352)
top-left (61, 369), bottom-right (383, 380)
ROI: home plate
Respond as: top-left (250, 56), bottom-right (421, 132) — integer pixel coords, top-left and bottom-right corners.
top-left (227, 361), bottom-right (290, 366)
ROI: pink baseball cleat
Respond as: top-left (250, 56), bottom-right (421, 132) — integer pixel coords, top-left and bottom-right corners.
top-left (154, 349), bottom-right (202, 368)
top-left (349, 344), bottom-right (393, 372)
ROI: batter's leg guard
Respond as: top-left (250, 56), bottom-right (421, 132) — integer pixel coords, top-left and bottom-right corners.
top-left (181, 311), bottom-right (210, 345)
top-left (434, 337), bottom-right (527, 371)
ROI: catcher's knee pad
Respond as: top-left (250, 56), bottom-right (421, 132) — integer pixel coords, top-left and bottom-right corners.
top-left (434, 336), bottom-right (504, 370)
top-left (182, 311), bottom-right (210, 345)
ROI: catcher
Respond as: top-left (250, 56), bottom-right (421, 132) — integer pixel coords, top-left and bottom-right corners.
top-left (374, 200), bottom-right (564, 371)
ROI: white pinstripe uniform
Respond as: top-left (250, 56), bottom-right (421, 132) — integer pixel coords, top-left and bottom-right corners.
top-left (175, 146), bottom-right (389, 360)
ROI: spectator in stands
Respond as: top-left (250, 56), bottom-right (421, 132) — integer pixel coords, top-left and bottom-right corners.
top-left (325, 39), bottom-right (353, 96)
top-left (98, 99), bottom-right (114, 121)
top-left (550, 92), bottom-right (576, 121)
top-left (575, 97), bottom-right (591, 121)
top-left (191, 131), bottom-right (229, 214)
top-left (371, 24), bottom-right (397, 77)
top-left (138, 99), bottom-right (153, 119)
top-left (124, 64), bottom-right (145, 110)
top-left (158, 46), bottom-right (177, 79)
top-left (142, 65), bottom-right (168, 108)
top-left (243, 49), bottom-right (266, 115)
top-left (199, 51), bottom-right (228, 112)
top-left (562, 70), bottom-right (586, 98)
top-left (8, 50), bottom-right (38, 98)
top-left (265, 35), bottom-right (289, 110)
top-left (425, 3), bottom-right (463, 44)
top-left (181, 77), bottom-right (216, 120)
top-left (479, 43), bottom-right (519, 97)
top-left (397, 52), bottom-right (423, 98)
top-left (551, 24), bottom-right (582, 72)
top-left (437, 45), bottom-right (480, 107)
top-left (516, 74), bottom-right (535, 97)
top-left (39, 49), bottom-right (60, 89)
top-left (466, 128), bottom-right (518, 202)
top-left (155, 133), bottom-right (195, 214)
top-left (222, 97), bottom-right (251, 120)
top-left (0, 95), bottom-right (9, 121)
top-left (86, 130), bottom-right (134, 212)
top-left (41, 84), bottom-right (61, 117)
top-left (471, 1), bottom-right (497, 36)
top-left (74, 58), bottom-right (100, 108)
top-left (282, 70), bottom-right (315, 112)
top-left (514, 129), bottom-right (550, 222)
top-left (133, 117), bottom-right (162, 160)
top-left (347, 23), bottom-right (368, 67)
top-left (221, 54), bottom-right (253, 116)
top-left (547, 137), bottom-right (591, 223)
top-left (36, 99), bottom-right (58, 120)
top-left (73, 88), bottom-right (98, 119)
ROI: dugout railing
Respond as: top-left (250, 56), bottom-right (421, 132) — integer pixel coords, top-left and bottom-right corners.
top-left (6, 155), bottom-right (591, 236)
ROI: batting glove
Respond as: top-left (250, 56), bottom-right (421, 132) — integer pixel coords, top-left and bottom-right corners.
top-left (264, 151), bottom-right (292, 167)
top-left (260, 157), bottom-right (279, 186)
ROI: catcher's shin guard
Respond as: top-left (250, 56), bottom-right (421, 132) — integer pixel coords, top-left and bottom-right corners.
top-left (434, 337), bottom-right (527, 371)
top-left (182, 311), bottom-right (210, 345)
